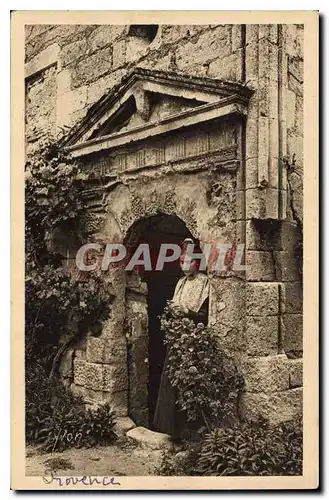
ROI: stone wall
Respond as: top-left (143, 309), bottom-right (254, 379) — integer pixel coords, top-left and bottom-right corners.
top-left (25, 23), bottom-right (303, 426)
top-left (25, 24), bottom-right (244, 150)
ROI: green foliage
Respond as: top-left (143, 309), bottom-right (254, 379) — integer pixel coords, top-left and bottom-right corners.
top-left (25, 137), bottom-right (116, 451)
top-left (26, 362), bottom-right (117, 452)
top-left (25, 138), bottom-right (88, 262)
top-left (160, 303), bottom-right (243, 431)
top-left (157, 419), bottom-right (303, 476)
top-left (25, 264), bottom-right (112, 364)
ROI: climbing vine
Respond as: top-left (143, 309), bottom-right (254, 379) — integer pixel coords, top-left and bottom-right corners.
top-left (25, 138), bottom-right (112, 366)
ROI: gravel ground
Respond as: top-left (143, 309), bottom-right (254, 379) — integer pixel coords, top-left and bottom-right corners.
top-left (25, 439), bottom-right (164, 477)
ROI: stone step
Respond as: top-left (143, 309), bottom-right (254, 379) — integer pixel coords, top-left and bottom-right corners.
top-left (115, 417), bottom-right (136, 436)
top-left (126, 426), bottom-right (174, 450)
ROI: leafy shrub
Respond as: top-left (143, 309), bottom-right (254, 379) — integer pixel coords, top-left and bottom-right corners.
top-left (26, 363), bottom-right (117, 452)
top-left (196, 420), bottom-right (303, 476)
top-left (160, 303), bottom-right (243, 431)
top-left (25, 138), bottom-right (116, 452)
top-left (157, 419), bottom-right (303, 476)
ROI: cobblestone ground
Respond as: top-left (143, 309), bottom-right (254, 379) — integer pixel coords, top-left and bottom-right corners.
top-left (25, 439), bottom-right (163, 477)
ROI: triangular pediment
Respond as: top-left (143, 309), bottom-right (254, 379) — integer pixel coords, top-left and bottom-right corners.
top-left (63, 68), bottom-right (253, 157)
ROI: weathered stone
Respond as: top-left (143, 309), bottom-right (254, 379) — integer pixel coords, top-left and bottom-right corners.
top-left (241, 354), bottom-right (290, 393)
top-left (60, 38), bottom-right (87, 67)
top-left (281, 314), bottom-right (303, 353)
top-left (127, 426), bottom-right (174, 450)
top-left (112, 40), bottom-right (126, 70)
top-left (107, 390), bottom-right (128, 416)
top-left (246, 250), bottom-right (276, 282)
top-left (115, 416), bottom-right (136, 436)
top-left (59, 348), bottom-right (74, 378)
top-left (73, 359), bottom-right (87, 386)
top-left (245, 316), bottom-right (278, 356)
top-left (208, 53), bottom-right (239, 81)
top-left (246, 282), bottom-right (279, 316)
top-left (74, 348), bottom-right (86, 360)
top-left (246, 188), bottom-right (280, 220)
top-left (246, 219), bottom-right (282, 252)
top-left (84, 362), bottom-right (104, 390)
top-left (86, 337), bottom-right (104, 363)
top-left (88, 25), bottom-right (127, 53)
top-left (281, 282), bottom-right (303, 313)
top-left (56, 86), bottom-right (88, 129)
top-left (71, 46), bottom-right (113, 88)
top-left (239, 388), bottom-right (303, 425)
top-left (176, 26), bottom-right (231, 71)
top-left (103, 364), bottom-right (128, 392)
top-left (103, 336), bottom-right (127, 365)
top-left (289, 359), bottom-right (303, 388)
top-left (273, 251), bottom-right (300, 282)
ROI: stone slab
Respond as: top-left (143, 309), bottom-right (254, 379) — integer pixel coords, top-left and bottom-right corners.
top-left (127, 427), bottom-right (174, 450)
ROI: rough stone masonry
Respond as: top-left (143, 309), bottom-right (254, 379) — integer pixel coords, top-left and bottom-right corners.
top-left (25, 24), bottom-right (303, 427)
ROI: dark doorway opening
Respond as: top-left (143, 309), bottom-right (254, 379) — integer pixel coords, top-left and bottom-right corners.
top-left (124, 214), bottom-right (193, 428)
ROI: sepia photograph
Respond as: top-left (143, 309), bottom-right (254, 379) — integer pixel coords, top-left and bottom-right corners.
top-left (11, 10), bottom-right (318, 490)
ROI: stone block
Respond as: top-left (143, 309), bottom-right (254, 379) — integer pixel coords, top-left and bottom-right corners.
top-left (57, 69), bottom-right (71, 95)
top-left (103, 364), bottom-right (128, 392)
top-left (246, 188), bottom-right (280, 220)
top-left (112, 40), bottom-right (126, 69)
top-left (246, 219), bottom-right (282, 252)
top-left (127, 427), bottom-right (174, 450)
top-left (273, 251), bottom-right (300, 282)
top-left (71, 46), bottom-right (113, 88)
top-left (289, 359), bottom-right (303, 388)
top-left (235, 190), bottom-right (245, 220)
top-left (246, 282), bottom-right (279, 316)
top-left (245, 315), bottom-right (278, 356)
top-left (88, 25), bottom-right (126, 53)
top-left (241, 354), bottom-right (290, 393)
top-left (60, 38), bottom-right (87, 67)
top-left (245, 157), bottom-right (258, 190)
top-left (281, 282), bottom-right (303, 313)
top-left (84, 362), bottom-right (104, 391)
top-left (281, 314), bottom-right (303, 354)
top-left (70, 383), bottom-right (90, 400)
top-left (73, 359), bottom-right (87, 386)
top-left (57, 86), bottom-right (88, 129)
top-left (86, 337), bottom-right (104, 363)
top-left (239, 387), bottom-right (303, 425)
top-left (246, 250), bottom-right (276, 282)
top-left (232, 24), bottom-right (243, 51)
top-left (288, 56), bottom-right (303, 83)
top-left (59, 348), bottom-right (74, 378)
top-left (208, 53), bottom-right (239, 81)
top-left (103, 336), bottom-right (127, 365)
top-left (176, 26), bottom-right (231, 71)
top-left (107, 390), bottom-right (128, 416)
top-left (245, 42), bottom-right (259, 86)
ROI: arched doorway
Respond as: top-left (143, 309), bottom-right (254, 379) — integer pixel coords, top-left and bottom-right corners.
top-left (124, 213), bottom-right (194, 429)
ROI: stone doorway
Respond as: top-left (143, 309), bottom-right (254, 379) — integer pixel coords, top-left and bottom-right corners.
top-left (124, 214), bottom-right (193, 429)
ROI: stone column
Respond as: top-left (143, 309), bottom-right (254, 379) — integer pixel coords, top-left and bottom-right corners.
top-left (239, 25), bottom-right (302, 425)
